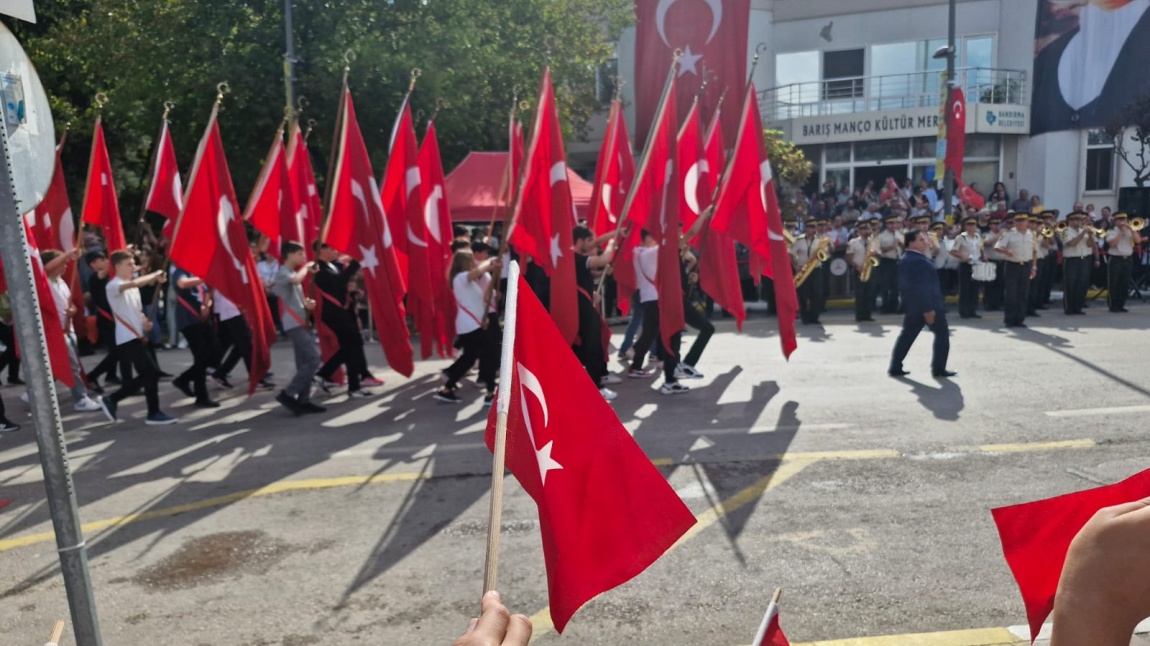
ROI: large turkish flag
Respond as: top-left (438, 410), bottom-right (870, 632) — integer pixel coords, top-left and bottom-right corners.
top-left (634, 0), bottom-right (750, 147)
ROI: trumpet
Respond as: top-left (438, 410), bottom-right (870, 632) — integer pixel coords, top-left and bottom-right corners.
top-left (1055, 221), bottom-right (1069, 233)
top-left (794, 237), bottom-right (830, 288)
top-left (1131, 217), bottom-right (1146, 230)
top-left (1040, 225), bottom-right (1055, 238)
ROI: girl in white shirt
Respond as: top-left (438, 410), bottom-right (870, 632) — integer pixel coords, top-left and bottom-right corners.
top-left (435, 250), bottom-right (500, 405)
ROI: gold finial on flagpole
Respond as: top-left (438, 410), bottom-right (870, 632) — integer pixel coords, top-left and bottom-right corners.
top-left (430, 97), bottom-right (445, 123)
top-left (408, 67), bottom-right (422, 93)
top-left (94, 92), bottom-right (108, 111)
top-left (749, 42), bottom-right (768, 78)
top-left (162, 100), bottom-right (174, 121)
top-left (215, 82), bottom-right (230, 106)
top-left (304, 118), bottom-right (317, 143)
top-left (297, 95), bottom-right (309, 115)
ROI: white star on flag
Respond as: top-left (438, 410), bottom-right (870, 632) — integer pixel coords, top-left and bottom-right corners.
top-left (359, 244), bottom-right (379, 275)
top-left (534, 440), bottom-right (563, 487)
top-left (678, 45), bottom-right (702, 77)
top-left (550, 232), bottom-right (563, 266)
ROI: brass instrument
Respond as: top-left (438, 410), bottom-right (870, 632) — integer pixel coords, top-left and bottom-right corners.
top-left (794, 237), bottom-right (830, 288)
top-left (1055, 221), bottom-right (1069, 233)
top-left (1091, 225), bottom-right (1108, 237)
top-left (1039, 225), bottom-right (1054, 239)
top-left (1131, 217), bottom-right (1146, 231)
top-left (859, 237), bottom-right (881, 283)
top-left (783, 228), bottom-right (796, 245)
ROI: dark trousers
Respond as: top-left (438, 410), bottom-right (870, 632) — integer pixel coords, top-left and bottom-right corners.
top-left (1041, 254), bottom-right (1056, 304)
top-left (760, 277), bottom-right (777, 315)
top-left (629, 300), bottom-right (680, 383)
top-left (445, 328), bottom-right (496, 393)
top-left (853, 272), bottom-right (874, 321)
top-left (957, 264), bottom-right (980, 318)
top-left (797, 268), bottom-right (825, 324)
top-left (1028, 256), bottom-right (1052, 314)
top-left (217, 316), bottom-right (253, 377)
top-left (682, 297), bottom-right (715, 367)
top-left (317, 313), bottom-right (364, 392)
top-left (1108, 255), bottom-right (1132, 311)
top-left (1063, 257), bottom-right (1088, 314)
top-left (574, 298), bottom-right (607, 384)
top-left (878, 259), bottom-right (899, 313)
top-left (889, 311), bottom-right (950, 374)
top-left (107, 339), bottom-right (161, 415)
top-left (176, 323), bottom-right (214, 401)
top-left (88, 319), bottom-right (125, 382)
top-left (0, 323), bottom-right (17, 381)
top-left (983, 261), bottom-right (1005, 311)
top-left (1003, 262), bottom-right (1031, 326)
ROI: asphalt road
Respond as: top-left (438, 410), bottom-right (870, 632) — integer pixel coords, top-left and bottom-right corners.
top-left (2, 301), bottom-right (1149, 645)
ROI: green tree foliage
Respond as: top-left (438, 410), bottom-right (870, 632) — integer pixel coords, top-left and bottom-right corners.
top-left (9, 0), bottom-right (632, 231)
top-left (763, 129), bottom-right (812, 219)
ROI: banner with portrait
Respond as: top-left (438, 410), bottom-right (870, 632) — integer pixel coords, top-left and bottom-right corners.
top-left (1031, 0), bottom-right (1150, 135)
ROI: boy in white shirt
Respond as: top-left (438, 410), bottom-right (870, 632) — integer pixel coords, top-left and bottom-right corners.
top-left (40, 249), bottom-right (101, 412)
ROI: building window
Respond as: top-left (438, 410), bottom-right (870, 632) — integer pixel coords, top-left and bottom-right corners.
top-left (822, 48), bottom-right (864, 101)
top-left (1085, 129), bottom-right (1115, 192)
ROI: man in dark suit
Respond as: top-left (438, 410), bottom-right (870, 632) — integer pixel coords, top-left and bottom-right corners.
top-left (889, 231), bottom-right (955, 378)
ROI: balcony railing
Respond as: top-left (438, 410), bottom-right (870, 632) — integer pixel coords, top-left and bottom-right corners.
top-left (760, 67), bottom-right (1028, 122)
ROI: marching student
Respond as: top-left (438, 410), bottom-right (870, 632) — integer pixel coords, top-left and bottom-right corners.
top-left (98, 250), bottom-right (175, 425)
top-left (84, 250), bottom-right (129, 391)
top-left (313, 243), bottom-right (374, 398)
top-left (272, 241), bottom-right (325, 415)
top-left (210, 291), bottom-right (273, 390)
top-left (676, 246), bottom-right (711, 380)
top-left (0, 393), bottom-right (16, 433)
top-left (571, 226), bottom-right (618, 401)
top-left (39, 249), bottom-right (102, 412)
top-left (626, 230), bottom-right (687, 395)
top-left (169, 264), bottom-right (220, 408)
top-left (435, 249), bottom-right (499, 405)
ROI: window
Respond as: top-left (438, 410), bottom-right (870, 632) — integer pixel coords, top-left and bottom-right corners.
top-left (1085, 130), bottom-right (1115, 192)
top-left (824, 143), bottom-right (851, 164)
top-left (870, 42), bottom-right (917, 109)
top-left (822, 48), bottom-right (864, 100)
top-left (965, 135), bottom-right (1000, 158)
top-left (912, 137), bottom-right (937, 159)
top-left (963, 37), bottom-right (993, 69)
top-left (855, 139), bottom-right (909, 162)
top-left (776, 51), bottom-right (820, 88)
top-left (825, 168), bottom-right (851, 194)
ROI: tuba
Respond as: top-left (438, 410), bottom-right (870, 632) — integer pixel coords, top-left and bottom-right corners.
top-left (794, 237), bottom-right (831, 287)
top-left (859, 237), bottom-right (881, 283)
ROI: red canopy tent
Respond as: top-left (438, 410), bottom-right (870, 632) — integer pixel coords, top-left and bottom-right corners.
top-left (444, 151), bottom-right (592, 223)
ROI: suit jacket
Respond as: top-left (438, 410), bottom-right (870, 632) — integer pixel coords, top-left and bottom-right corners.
top-left (898, 250), bottom-right (945, 317)
top-left (314, 259), bottom-right (360, 323)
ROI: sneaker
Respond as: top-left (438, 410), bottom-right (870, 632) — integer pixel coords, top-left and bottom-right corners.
top-left (98, 396), bottom-right (118, 422)
top-left (600, 373), bottom-right (622, 386)
top-left (315, 377), bottom-right (333, 394)
top-left (433, 389), bottom-right (461, 404)
top-left (275, 391), bottom-right (303, 416)
top-left (145, 412), bottom-right (178, 425)
top-left (646, 359), bottom-right (663, 371)
top-left (212, 374), bottom-right (233, 389)
top-left (362, 377), bottom-right (385, 387)
top-left (8, 376), bottom-right (25, 386)
top-left (88, 379), bottom-right (104, 395)
top-left (627, 367), bottom-right (656, 379)
top-left (74, 397), bottom-right (102, 413)
top-left (483, 393), bottom-right (495, 408)
top-left (599, 387), bottom-right (618, 402)
top-left (177, 339), bottom-right (188, 349)
top-left (298, 401), bottom-right (327, 414)
top-left (257, 378), bottom-right (276, 391)
top-left (660, 381), bottom-right (690, 395)
top-left (0, 418), bottom-right (19, 433)
top-left (194, 398), bottom-right (221, 409)
top-left (157, 370), bottom-right (174, 379)
top-left (172, 378), bottom-right (195, 399)
top-left (348, 389), bottom-right (375, 399)
top-left (674, 363), bottom-right (704, 380)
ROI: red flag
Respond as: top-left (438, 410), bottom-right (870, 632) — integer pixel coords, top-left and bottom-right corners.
top-left (286, 123), bottom-right (321, 258)
top-left (507, 68), bottom-right (578, 344)
top-left (324, 89), bottom-right (414, 377)
top-left (589, 100), bottom-right (635, 238)
top-left (0, 221), bottom-right (76, 388)
top-left (31, 145), bottom-right (89, 341)
top-left (752, 601), bottom-right (791, 646)
top-left (81, 121), bottom-right (128, 252)
top-left (879, 177), bottom-right (899, 203)
top-left (635, 0), bottom-right (750, 147)
top-left (956, 178), bottom-right (986, 210)
top-left (146, 118), bottom-right (184, 239)
top-left (418, 121), bottom-right (457, 355)
top-left (992, 468), bottom-right (1150, 642)
top-left (696, 110), bottom-right (746, 330)
top-left (485, 272), bottom-right (696, 633)
top-left (243, 130), bottom-right (296, 260)
top-left (625, 71), bottom-right (683, 355)
top-left (712, 85), bottom-right (798, 359)
top-left (945, 88), bottom-right (967, 183)
top-left (168, 117), bottom-right (275, 396)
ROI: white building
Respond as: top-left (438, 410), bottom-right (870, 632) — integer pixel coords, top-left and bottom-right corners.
top-left (600, 0), bottom-right (1150, 214)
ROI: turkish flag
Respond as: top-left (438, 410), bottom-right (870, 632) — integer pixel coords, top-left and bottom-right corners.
top-left (992, 468), bottom-right (1150, 642)
top-left (418, 121), bottom-right (457, 356)
top-left (589, 99), bottom-right (636, 238)
top-left (696, 109), bottom-right (746, 330)
top-left (485, 272), bottom-right (696, 633)
top-left (285, 122), bottom-right (322, 258)
top-left (146, 119), bottom-right (184, 241)
top-left (712, 85), bottom-right (798, 359)
top-left (0, 221), bottom-right (77, 388)
top-left (956, 178), bottom-right (986, 211)
top-left (752, 601), bottom-right (791, 646)
top-left (507, 68), bottom-right (578, 344)
top-left (168, 116), bottom-right (274, 396)
top-left (625, 71), bottom-right (684, 356)
top-left (324, 89), bottom-right (414, 378)
top-left (635, 0), bottom-right (750, 147)
top-left (945, 88), bottom-right (967, 183)
top-left (244, 130), bottom-right (296, 260)
top-left (81, 121), bottom-right (128, 252)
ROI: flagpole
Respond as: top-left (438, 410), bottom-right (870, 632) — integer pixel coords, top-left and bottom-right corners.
top-left (483, 259), bottom-right (520, 593)
top-left (318, 52), bottom-right (353, 239)
top-left (486, 90), bottom-right (521, 241)
top-left (750, 588), bottom-right (783, 646)
top-left (132, 101), bottom-right (174, 249)
top-left (75, 93), bottom-right (107, 257)
top-left (242, 113), bottom-right (289, 223)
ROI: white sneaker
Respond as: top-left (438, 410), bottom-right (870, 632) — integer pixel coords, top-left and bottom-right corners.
top-left (660, 381), bottom-right (690, 395)
top-left (74, 397), bottom-right (102, 412)
top-left (674, 363), bottom-right (704, 380)
top-left (599, 387), bottom-right (618, 402)
top-left (600, 373), bottom-right (622, 385)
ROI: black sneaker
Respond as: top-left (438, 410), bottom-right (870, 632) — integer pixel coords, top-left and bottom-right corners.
top-left (212, 374), bottom-right (233, 389)
top-left (88, 379), bottom-right (105, 395)
top-left (7, 376), bottom-right (24, 386)
top-left (0, 418), bottom-right (20, 433)
top-left (298, 401), bottom-right (327, 414)
top-left (194, 398), bottom-right (221, 409)
top-left (172, 378), bottom-right (195, 399)
top-left (433, 389), bottom-right (461, 403)
top-left (257, 378), bottom-right (276, 391)
top-left (275, 391), bottom-right (303, 416)
top-left (98, 396), bottom-right (118, 422)
top-left (145, 412), bottom-right (178, 426)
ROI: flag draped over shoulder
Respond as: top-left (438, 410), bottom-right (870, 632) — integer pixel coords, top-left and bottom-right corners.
top-left (485, 272), bottom-right (696, 633)
top-left (324, 89), bottom-right (414, 378)
top-left (168, 115), bottom-right (274, 396)
top-left (81, 121), bottom-right (127, 252)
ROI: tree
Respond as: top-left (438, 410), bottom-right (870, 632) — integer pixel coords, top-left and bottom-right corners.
top-left (763, 129), bottom-right (812, 220)
top-left (1103, 93), bottom-right (1150, 189)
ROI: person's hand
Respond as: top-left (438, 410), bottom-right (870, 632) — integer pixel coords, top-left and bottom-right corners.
top-left (1051, 498), bottom-right (1150, 646)
top-left (155, 271), bottom-right (167, 285)
top-left (923, 310), bottom-right (936, 326)
top-left (69, 247), bottom-right (83, 261)
top-left (308, 262), bottom-right (320, 274)
top-left (451, 590), bottom-right (531, 646)
top-left (142, 318), bottom-right (154, 333)
top-left (1030, 267), bottom-right (1037, 279)
top-left (304, 298), bottom-right (316, 312)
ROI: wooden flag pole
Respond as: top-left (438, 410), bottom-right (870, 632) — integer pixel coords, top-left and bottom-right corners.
top-left (132, 101), bottom-right (174, 249)
top-left (750, 587), bottom-right (783, 646)
top-left (46, 619), bottom-right (65, 646)
top-left (483, 259), bottom-right (521, 593)
top-left (318, 52), bottom-right (353, 241)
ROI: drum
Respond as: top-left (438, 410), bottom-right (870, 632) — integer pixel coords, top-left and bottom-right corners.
top-left (971, 262), bottom-right (996, 282)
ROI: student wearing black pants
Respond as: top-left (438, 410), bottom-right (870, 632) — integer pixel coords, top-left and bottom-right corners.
top-left (169, 266), bottom-right (219, 408)
top-left (0, 322), bottom-right (20, 385)
top-left (435, 250), bottom-right (499, 405)
top-left (677, 250), bottom-right (711, 378)
top-left (625, 232), bottom-right (687, 395)
top-left (313, 243), bottom-right (371, 398)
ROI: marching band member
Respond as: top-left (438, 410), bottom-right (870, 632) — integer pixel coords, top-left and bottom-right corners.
top-left (951, 215), bottom-right (984, 319)
top-left (1061, 211), bottom-right (1093, 315)
top-left (877, 214), bottom-right (903, 313)
top-left (982, 215), bottom-right (1007, 311)
top-left (847, 220), bottom-right (878, 322)
top-left (1106, 212), bottom-right (1142, 313)
top-left (791, 218), bottom-right (825, 325)
top-left (994, 212), bottom-right (1038, 328)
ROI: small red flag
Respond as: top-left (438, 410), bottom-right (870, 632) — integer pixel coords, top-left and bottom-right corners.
top-left (697, 109), bottom-right (746, 330)
top-left (244, 131), bottom-right (296, 260)
top-left (589, 100), bottom-right (636, 238)
top-left (146, 118), bottom-right (184, 227)
top-left (485, 272), bottom-right (696, 633)
top-left (324, 89), bottom-right (414, 377)
top-left (879, 177), bottom-right (899, 203)
top-left (992, 468), bottom-right (1150, 642)
top-left (752, 600), bottom-right (791, 646)
top-left (81, 121), bottom-right (127, 252)
top-left (945, 88), bottom-right (967, 184)
top-left (417, 121), bottom-right (457, 355)
top-left (168, 117), bottom-right (274, 396)
top-left (956, 178), bottom-right (986, 211)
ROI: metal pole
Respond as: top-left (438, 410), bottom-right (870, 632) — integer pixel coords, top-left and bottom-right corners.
top-left (942, 0), bottom-right (957, 219)
top-left (283, 0), bottom-right (296, 113)
top-left (0, 132), bottom-right (103, 643)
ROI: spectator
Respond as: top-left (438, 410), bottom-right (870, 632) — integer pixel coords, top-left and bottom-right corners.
top-left (1010, 188), bottom-right (1031, 213)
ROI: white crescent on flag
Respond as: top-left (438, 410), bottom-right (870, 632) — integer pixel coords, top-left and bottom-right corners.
top-left (517, 362), bottom-right (563, 485)
top-left (655, 0), bottom-right (723, 46)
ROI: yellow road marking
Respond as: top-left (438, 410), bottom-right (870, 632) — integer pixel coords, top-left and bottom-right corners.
top-left (951, 439), bottom-right (1095, 454)
top-left (526, 459), bottom-right (818, 642)
top-left (0, 472), bottom-right (427, 553)
top-left (784, 626), bottom-right (1020, 646)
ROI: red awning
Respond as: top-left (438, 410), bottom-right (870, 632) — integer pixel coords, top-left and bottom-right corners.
top-left (444, 151), bottom-right (592, 223)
